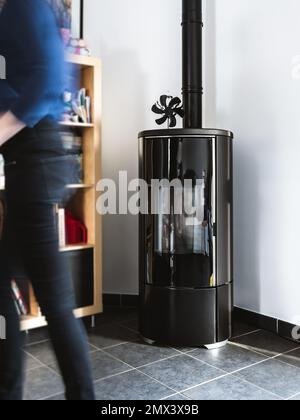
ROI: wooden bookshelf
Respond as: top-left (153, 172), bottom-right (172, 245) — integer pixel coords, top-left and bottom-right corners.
top-left (20, 54), bottom-right (103, 331)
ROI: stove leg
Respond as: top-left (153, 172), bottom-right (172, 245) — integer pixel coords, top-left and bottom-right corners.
top-left (141, 336), bottom-right (156, 346)
top-left (203, 340), bottom-right (228, 350)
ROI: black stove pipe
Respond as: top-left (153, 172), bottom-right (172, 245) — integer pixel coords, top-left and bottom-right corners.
top-left (182, 0), bottom-right (203, 129)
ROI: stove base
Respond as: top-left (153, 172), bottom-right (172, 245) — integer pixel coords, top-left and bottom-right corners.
top-left (139, 284), bottom-right (233, 347)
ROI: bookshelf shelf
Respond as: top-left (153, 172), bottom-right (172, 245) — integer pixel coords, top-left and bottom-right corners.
top-left (60, 244), bottom-right (95, 253)
top-left (66, 183), bottom-right (95, 189)
top-left (60, 122), bottom-right (94, 128)
top-left (19, 54), bottom-right (103, 331)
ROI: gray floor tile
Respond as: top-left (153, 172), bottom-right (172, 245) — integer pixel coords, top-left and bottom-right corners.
top-left (24, 328), bottom-right (50, 346)
top-left (139, 354), bottom-right (224, 392)
top-left (90, 351), bottom-right (131, 381)
top-left (276, 348), bottom-right (300, 369)
top-left (94, 370), bottom-right (172, 400)
top-left (24, 351), bottom-right (42, 372)
top-left (237, 359), bottom-right (300, 399)
top-left (88, 323), bottom-right (139, 349)
top-left (189, 342), bottom-right (267, 373)
top-left (26, 340), bottom-right (96, 373)
top-left (183, 375), bottom-right (280, 400)
top-left (104, 340), bottom-right (180, 368)
top-left (94, 308), bottom-right (138, 326)
top-left (290, 394), bottom-right (300, 400)
top-left (24, 367), bottom-right (64, 400)
top-left (231, 330), bottom-right (298, 357)
top-left (232, 321), bottom-right (259, 338)
top-left (118, 318), bottom-right (139, 332)
top-left (25, 341), bottom-right (57, 367)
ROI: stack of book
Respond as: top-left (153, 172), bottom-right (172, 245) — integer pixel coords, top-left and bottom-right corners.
top-left (61, 131), bottom-right (83, 153)
top-left (11, 280), bottom-right (28, 317)
top-left (62, 88), bottom-right (91, 124)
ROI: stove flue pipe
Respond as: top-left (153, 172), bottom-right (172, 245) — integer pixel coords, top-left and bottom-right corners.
top-left (182, 0), bottom-right (203, 129)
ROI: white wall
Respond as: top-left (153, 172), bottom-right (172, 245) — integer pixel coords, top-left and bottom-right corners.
top-left (212, 0), bottom-right (300, 324)
top-left (84, 0), bottom-right (182, 295)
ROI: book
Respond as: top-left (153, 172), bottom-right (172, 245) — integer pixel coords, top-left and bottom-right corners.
top-left (85, 96), bottom-right (91, 124)
top-left (13, 299), bottom-right (21, 317)
top-left (11, 279), bottom-right (28, 316)
top-left (57, 207), bottom-right (66, 248)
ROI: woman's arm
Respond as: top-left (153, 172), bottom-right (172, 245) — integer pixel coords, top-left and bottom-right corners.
top-left (0, 0), bottom-right (64, 146)
top-left (0, 111), bottom-right (25, 147)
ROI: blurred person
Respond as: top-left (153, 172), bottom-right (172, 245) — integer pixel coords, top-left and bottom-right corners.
top-left (0, 0), bottom-right (95, 400)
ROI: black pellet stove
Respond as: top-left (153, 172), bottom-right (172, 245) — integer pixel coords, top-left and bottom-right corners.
top-left (139, 0), bottom-right (233, 348)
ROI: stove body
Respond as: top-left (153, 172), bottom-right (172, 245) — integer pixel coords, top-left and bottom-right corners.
top-left (139, 0), bottom-right (234, 346)
top-left (139, 129), bottom-right (233, 346)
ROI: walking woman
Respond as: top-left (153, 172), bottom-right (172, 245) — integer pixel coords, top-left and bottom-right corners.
top-left (0, 0), bottom-right (95, 400)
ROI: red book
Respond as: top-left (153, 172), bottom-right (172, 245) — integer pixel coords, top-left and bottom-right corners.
top-left (65, 211), bottom-right (88, 245)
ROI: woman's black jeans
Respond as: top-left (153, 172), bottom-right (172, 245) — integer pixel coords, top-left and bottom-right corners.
top-left (0, 120), bottom-right (95, 400)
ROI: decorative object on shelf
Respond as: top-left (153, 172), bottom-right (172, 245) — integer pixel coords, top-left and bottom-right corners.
top-left (152, 95), bottom-right (184, 128)
top-left (66, 37), bottom-right (91, 56)
top-left (65, 1), bottom-right (91, 56)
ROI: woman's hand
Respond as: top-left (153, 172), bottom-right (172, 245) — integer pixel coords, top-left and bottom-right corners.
top-left (0, 111), bottom-right (25, 147)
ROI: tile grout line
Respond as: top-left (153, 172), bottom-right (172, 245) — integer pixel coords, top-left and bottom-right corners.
top-left (231, 343), bottom-right (300, 369)
top-left (136, 369), bottom-right (181, 396)
top-left (24, 338), bottom-right (51, 348)
top-left (227, 341), bottom-right (274, 359)
top-left (92, 341), bottom-right (300, 401)
top-left (181, 372), bottom-right (232, 395)
top-left (228, 342), bottom-right (300, 362)
top-left (27, 335), bottom-right (179, 399)
top-left (178, 367), bottom-right (283, 400)
top-left (100, 346), bottom-right (235, 398)
top-left (177, 353), bottom-right (284, 399)
top-left (127, 352), bottom-right (184, 370)
top-left (286, 392), bottom-right (300, 401)
top-left (94, 346), bottom-right (180, 396)
top-left (26, 319), bottom-right (300, 400)
top-left (92, 368), bottom-right (136, 386)
top-left (92, 337), bottom-right (284, 399)
top-left (25, 365), bottom-right (44, 374)
top-left (23, 349), bottom-right (62, 379)
top-left (230, 374), bottom-right (284, 400)
top-left (269, 357), bottom-right (300, 373)
top-left (103, 351), bottom-right (180, 396)
top-left (160, 392), bottom-right (191, 401)
top-left (231, 329), bottom-right (262, 340)
top-left (23, 353), bottom-right (65, 400)
top-left (97, 339), bottom-right (139, 351)
top-left (181, 343), bottom-right (300, 400)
